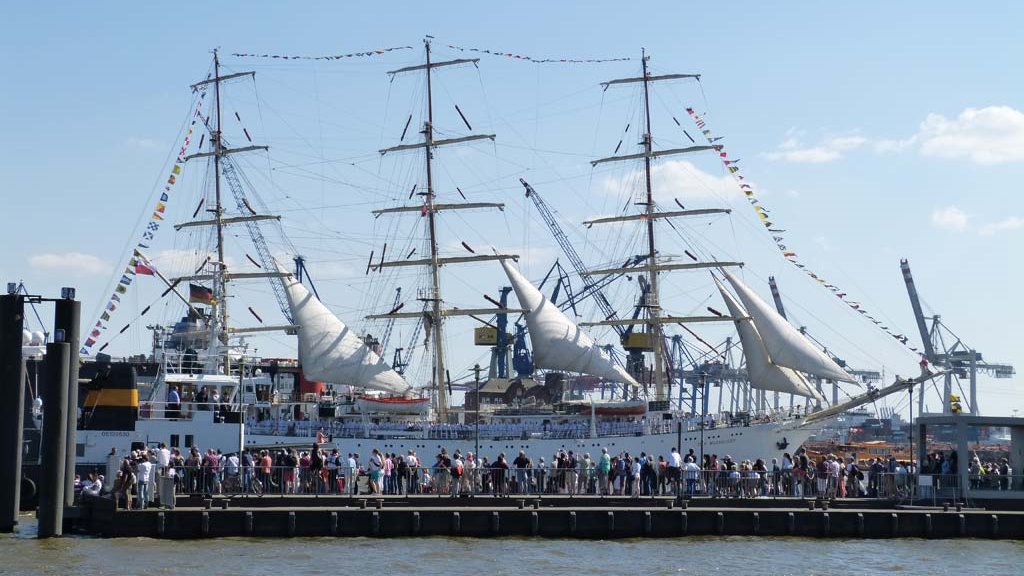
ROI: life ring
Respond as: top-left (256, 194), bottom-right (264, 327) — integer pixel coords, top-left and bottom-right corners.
top-left (21, 476), bottom-right (36, 502)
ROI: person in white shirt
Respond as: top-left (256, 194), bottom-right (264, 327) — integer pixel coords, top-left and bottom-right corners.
top-left (630, 457), bottom-right (642, 498)
top-left (667, 447), bottom-right (683, 495)
top-left (82, 472), bottom-right (103, 497)
top-left (136, 456), bottom-right (154, 509)
top-left (462, 452), bottom-right (476, 494)
top-left (157, 443), bottom-right (171, 471)
top-left (225, 453), bottom-right (240, 477)
top-left (683, 457), bottom-right (702, 495)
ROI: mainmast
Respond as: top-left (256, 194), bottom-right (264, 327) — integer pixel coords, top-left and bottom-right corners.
top-left (582, 50), bottom-right (741, 403)
top-left (369, 38), bottom-right (519, 421)
top-left (638, 49), bottom-right (666, 403)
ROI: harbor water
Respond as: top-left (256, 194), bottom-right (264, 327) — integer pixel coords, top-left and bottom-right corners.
top-left (1, 515), bottom-right (1022, 575)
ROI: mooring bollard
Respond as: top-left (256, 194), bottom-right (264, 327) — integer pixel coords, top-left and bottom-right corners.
top-left (245, 511), bottom-right (253, 535)
top-left (288, 511), bottom-right (296, 537)
top-left (752, 512), bottom-right (760, 535)
top-left (822, 513), bottom-right (830, 536)
top-left (857, 513), bottom-right (864, 537)
top-left (492, 511), bottom-right (500, 535)
top-left (452, 511), bottom-right (461, 534)
top-left (412, 511), bottom-right (420, 535)
top-left (680, 511), bottom-right (688, 535)
top-left (531, 511), bottom-right (539, 535)
top-left (925, 513), bottom-right (933, 538)
top-left (330, 511), bottom-right (338, 536)
top-left (201, 511), bottom-right (210, 537)
top-left (643, 511), bottom-right (652, 535)
top-left (608, 511), bottom-right (615, 535)
top-left (568, 511), bottom-right (576, 536)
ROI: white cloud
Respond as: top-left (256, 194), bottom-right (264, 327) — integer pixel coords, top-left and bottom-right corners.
top-left (127, 137), bottom-right (160, 149)
top-left (762, 133), bottom-right (866, 163)
top-left (601, 159), bottom-right (740, 203)
top-left (930, 206), bottom-right (970, 232)
top-left (28, 252), bottom-right (113, 276)
top-left (874, 136), bottom-right (917, 153)
top-left (979, 216), bottom-right (1024, 236)
top-left (916, 106), bottom-right (1024, 164)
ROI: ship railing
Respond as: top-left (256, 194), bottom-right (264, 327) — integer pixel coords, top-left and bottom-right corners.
top-left (870, 472), bottom-right (964, 503)
top-left (155, 464), bottom-right (985, 501)
top-left (967, 473), bottom-right (1024, 493)
top-left (138, 400), bottom-right (241, 422)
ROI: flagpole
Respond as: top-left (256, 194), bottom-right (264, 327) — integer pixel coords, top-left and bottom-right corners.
top-left (135, 252), bottom-right (202, 317)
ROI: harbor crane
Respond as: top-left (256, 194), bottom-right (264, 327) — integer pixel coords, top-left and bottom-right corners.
top-left (901, 258), bottom-right (1015, 415)
top-left (521, 178), bottom-right (654, 385)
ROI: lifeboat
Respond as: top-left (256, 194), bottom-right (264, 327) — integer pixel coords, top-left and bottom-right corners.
top-left (356, 395), bottom-right (430, 414)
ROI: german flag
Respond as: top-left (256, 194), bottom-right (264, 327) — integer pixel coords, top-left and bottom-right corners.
top-left (189, 283), bottom-right (216, 305)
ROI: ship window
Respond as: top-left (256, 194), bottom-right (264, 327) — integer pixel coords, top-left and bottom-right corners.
top-left (170, 434), bottom-right (180, 448)
top-left (76, 443), bottom-right (85, 457)
top-left (185, 434), bottom-right (194, 448)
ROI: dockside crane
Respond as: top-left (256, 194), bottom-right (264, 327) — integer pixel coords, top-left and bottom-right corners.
top-left (900, 258), bottom-right (1015, 415)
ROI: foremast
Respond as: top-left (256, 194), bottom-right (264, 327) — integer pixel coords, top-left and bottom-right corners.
top-left (369, 39), bottom-right (518, 421)
top-left (178, 50), bottom-right (289, 372)
top-left (583, 50), bottom-right (740, 403)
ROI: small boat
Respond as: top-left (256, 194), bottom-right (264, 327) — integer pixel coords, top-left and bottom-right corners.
top-left (355, 395), bottom-right (430, 414)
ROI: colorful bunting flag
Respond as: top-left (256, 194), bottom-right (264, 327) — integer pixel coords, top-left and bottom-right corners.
top-left (685, 106), bottom-right (920, 355)
top-left (84, 90), bottom-right (207, 352)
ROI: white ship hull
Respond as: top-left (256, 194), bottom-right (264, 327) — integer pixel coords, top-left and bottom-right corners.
top-left (249, 420), bottom-right (815, 463)
top-left (76, 415), bottom-right (814, 470)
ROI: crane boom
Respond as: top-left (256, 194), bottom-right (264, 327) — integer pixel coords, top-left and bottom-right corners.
top-left (379, 287), bottom-right (402, 352)
top-left (521, 178), bottom-right (625, 336)
top-left (900, 258), bottom-right (936, 361)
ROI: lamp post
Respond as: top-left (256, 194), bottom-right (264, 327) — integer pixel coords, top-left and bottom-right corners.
top-left (908, 379), bottom-right (914, 481)
top-left (472, 364), bottom-right (482, 463)
top-left (699, 371), bottom-right (708, 466)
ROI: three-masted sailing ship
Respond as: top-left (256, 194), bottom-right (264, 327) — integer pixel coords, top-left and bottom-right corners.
top-left (64, 44), bottom-right (941, 470)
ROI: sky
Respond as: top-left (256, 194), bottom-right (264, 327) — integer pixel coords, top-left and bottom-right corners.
top-left (1, 2), bottom-right (1021, 417)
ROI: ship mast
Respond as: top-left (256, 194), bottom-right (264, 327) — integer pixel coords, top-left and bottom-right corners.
top-left (369, 38), bottom-right (521, 421)
top-left (639, 49), bottom-right (665, 402)
top-left (178, 50), bottom-right (291, 369)
top-left (581, 50), bottom-right (742, 404)
top-left (423, 40), bottom-right (447, 421)
top-left (212, 50), bottom-right (228, 351)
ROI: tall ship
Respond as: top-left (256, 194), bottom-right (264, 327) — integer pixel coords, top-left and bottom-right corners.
top-left (17, 44), bottom-right (956, 484)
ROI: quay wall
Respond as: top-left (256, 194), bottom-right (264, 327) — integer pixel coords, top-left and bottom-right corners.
top-left (74, 498), bottom-right (1024, 539)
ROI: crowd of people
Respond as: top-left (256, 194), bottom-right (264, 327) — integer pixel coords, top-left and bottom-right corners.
top-left (90, 439), bottom-right (1013, 509)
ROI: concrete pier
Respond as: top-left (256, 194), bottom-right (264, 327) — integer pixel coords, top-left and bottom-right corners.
top-left (71, 495), bottom-right (1024, 539)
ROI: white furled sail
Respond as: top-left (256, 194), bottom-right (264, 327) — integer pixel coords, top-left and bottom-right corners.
top-left (281, 267), bottom-right (411, 394)
top-left (500, 259), bottom-right (640, 388)
top-left (721, 269), bottom-right (855, 384)
top-left (716, 279), bottom-right (825, 401)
